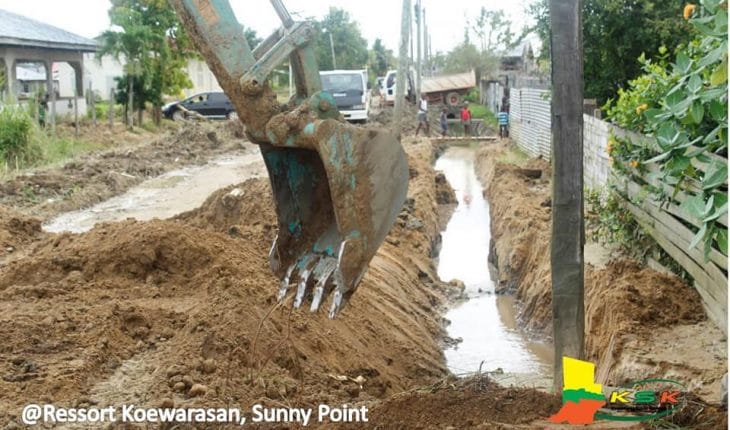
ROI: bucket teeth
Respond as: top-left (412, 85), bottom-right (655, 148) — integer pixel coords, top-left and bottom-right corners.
top-left (309, 257), bottom-right (337, 312)
top-left (293, 256), bottom-right (318, 308)
top-left (276, 262), bottom-right (297, 302)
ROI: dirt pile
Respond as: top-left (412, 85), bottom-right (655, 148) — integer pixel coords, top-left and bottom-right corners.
top-left (0, 207), bottom-right (43, 258)
top-left (475, 141), bottom-right (727, 404)
top-left (341, 375), bottom-right (562, 429)
top-left (0, 122), bottom-right (250, 219)
top-left (0, 140), bottom-right (459, 426)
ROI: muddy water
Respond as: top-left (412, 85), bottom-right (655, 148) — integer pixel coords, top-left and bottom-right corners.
top-left (44, 151), bottom-right (266, 233)
top-left (435, 146), bottom-right (553, 384)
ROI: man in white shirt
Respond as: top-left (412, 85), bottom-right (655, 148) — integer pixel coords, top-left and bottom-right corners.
top-left (415, 94), bottom-right (430, 137)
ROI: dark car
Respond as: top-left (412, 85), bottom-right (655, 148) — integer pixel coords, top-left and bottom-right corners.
top-left (162, 92), bottom-right (237, 121)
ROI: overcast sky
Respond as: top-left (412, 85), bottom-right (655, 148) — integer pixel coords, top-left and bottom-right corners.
top-left (0, 0), bottom-right (536, 54)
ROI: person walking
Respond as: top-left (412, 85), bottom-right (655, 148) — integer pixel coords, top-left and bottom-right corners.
top-left (415, 94), bottom-right (430, 137)
top-left (460, 102), bottom-right (472, 137)
top-left (498, 106), bottom-right (509, 139)
top-left (439, 108), bottom-right (449, 137)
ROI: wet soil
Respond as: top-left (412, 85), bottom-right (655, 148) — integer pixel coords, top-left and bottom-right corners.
top-left (0, 140), bottom-right (459, 427)
top-left (475, 140), bottom-right (727, 410)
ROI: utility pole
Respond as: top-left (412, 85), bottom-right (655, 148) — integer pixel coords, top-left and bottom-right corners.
top-left (549, 0), bottom-right (585, 391)
top-left (415, 0), bottom-right (422, 101)
top-left (328, 32), bottom-right (337, 69)
top-left (423, 7), bottom-right (428, 75)
top-left (409, 8), bottom-right (414, 63)
top-left (394, 0), bottom-right (412, 137)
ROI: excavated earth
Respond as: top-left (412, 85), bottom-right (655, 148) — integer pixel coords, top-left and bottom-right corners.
top-left (476, 140), bottom-right (727, 429)
top-left (0, 114), bottom-right (726, 428)
top-left (0, 137), bottom-right (573, 429)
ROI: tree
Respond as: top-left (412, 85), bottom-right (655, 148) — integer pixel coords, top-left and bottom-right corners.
top-left (529, 0), bottom-right (693, 105)
top-left (471, 8), bottom-right (518, 55)
top-left (368, 38), bottom-right (394, 82)
top-left (311, 8), bottom-right (368, 70)
top-left (99, 0), bottom-right (194, 126)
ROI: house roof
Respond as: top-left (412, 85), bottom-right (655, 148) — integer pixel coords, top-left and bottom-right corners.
top-left (0, 9), bottom-right (97, 52)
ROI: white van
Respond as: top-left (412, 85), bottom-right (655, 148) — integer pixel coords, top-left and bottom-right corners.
top-left (319, 70), bottom-right (370, 123)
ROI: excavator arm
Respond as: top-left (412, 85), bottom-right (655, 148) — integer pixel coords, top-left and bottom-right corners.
top-left (170, 0), bottom-right (409, 317)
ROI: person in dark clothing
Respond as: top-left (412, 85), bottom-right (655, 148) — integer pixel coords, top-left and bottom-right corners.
top-left (439, 108), bottom-right (448, 137)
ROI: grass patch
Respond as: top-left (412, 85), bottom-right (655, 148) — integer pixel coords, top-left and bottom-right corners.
top-left (498, 146), bottom-right (531, 166)
top-left (468, 104), bottom-right (498, 128)
top-left (41, 136), bottom-right (103, 165)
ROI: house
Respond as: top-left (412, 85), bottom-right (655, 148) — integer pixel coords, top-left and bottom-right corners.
top-left (479, 41), bottom-right (547, 114)
top-left (0, 8), bottom-right (97, 116)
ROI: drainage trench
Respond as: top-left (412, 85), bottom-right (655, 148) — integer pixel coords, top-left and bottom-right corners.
top-left (435, 145), bottom-right (553, 386)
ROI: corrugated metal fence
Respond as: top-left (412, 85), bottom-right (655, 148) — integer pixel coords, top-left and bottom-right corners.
top-left (510, 88), bottom-right (552, 159)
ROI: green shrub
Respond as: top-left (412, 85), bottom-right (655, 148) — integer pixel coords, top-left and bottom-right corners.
top-left (464, 88), bottom-right (480, 103)
top-left (0, 106), bottom-right (40, 167)
top-left (87, 101), bottom-right (125, 121)
top-left (604, 0), bottom-right (728, 257)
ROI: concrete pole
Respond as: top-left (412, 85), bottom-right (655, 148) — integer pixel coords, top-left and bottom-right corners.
top-left (329, 32), bottom-right (337, 69)
top-left (393, 0), bottom-right (412, 137)
top-left (5, 57), bottom-right (16, 102)
top-left (415, 0), bottom-right (422, 101)
top-left (549, 0), bottom-right (585, 391)
top-left (423, 7), bottom-right (428, 75)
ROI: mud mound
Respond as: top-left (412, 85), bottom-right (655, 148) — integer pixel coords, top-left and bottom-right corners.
top-left (0, 122), bottom-right (250, 219)
top-left (176, 177), bottom-right (276, 235)
top-left (0, 206), bottom-right (43, 257)
top-left (343, 375), bottom-right (562, 429)
top-left (0, 141), bottom-right (457, 425)
top-left (476, 141), bottom-right (725, 397)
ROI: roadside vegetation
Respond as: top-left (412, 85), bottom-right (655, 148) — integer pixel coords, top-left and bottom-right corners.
top-left (603, 0), bottom-right (728, 258)
top-left (0, 103), bottom-right (174, 178)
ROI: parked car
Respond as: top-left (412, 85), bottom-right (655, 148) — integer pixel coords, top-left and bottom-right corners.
top-left (162, 92), bottom-right (238, 121)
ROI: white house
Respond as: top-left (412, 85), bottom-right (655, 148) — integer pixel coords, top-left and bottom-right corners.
top-left (70, 54), bottom-right (222, 102)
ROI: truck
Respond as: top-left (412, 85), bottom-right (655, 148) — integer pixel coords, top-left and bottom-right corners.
top-left (382, 69), bottom-right (415, 105)
top-left (319, 70), bottom-right (370, 123)
top-left (421, 70), bottom-right (476, 108)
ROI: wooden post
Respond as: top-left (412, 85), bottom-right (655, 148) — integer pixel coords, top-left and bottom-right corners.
top-left (108, 88), bottom-right (114, 128)
top-left (50, 81), bottom-right (56, 134)
top-left (89, 81), bottom-right (96, 127)
top-left (549, 0), bottom-right (585, 391)
top-left (127, 78), bottom-right (134, 128)
top-left (73, 95), bottom-right (79, 138)
top-left (393, 0), bottom-right (412, 137)
top-left (415, 0), bottom-right (422, 101)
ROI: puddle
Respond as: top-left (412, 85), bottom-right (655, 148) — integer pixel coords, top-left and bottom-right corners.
top-left (435, 146), bottom-right (553, 385)
top-left (44, 151), bottom-right (266, 233)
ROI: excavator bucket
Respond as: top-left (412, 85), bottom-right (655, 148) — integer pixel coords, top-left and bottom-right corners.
top-left (170, 0), bottom-right (409, 317)
top-left (264, 118), bottom-right (408, 317)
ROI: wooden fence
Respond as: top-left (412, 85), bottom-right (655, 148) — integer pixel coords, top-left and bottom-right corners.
top-left (610, 127), bottom-right (728, 334)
